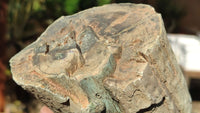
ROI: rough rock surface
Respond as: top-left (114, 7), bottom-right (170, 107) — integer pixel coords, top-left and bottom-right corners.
top-left (10, 3), bottom-right (192, 113)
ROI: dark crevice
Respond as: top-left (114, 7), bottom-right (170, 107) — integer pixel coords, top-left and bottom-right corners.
top-left (61, 99), bottom-right (70, 106)
top-left (189, 78), bottom-right (200, 100)
top-left (76, 43), bottom-right (82, 54)
top-left (138, 52), bottom-right (148, 62)
top-left (137, 97), bottom-right (165, 113)
top-left (57, 108), bottom-right (62, 112)
top-left (112, 97), bottom-right (120, 104)
top-left (45, 43), bottom-right (49, 54)
top-left (101, 107), bottom-right (106, 113)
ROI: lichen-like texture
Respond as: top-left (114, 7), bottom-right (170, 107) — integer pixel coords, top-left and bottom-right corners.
top-left (10, 3), bottom-right (192, 113)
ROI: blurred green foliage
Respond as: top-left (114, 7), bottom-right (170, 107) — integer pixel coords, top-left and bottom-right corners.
top-left (8, 0), bottom-right (33, 40)
top-left (155, 0), bottom-right (185, 32)
top-left (8, 0), bottom-right (112, 50)
top-left (156, 0), bottom-right (185, 20)
top-left (97, 0), bottom-right (111, 6)
top-left (64, 0), bottom-right (80, 14)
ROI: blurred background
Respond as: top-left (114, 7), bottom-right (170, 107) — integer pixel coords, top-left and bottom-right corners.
top-left (0, 0), bottom-right (200, 113)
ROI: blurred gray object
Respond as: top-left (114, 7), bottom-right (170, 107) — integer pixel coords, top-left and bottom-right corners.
top-left (168, 34), bottom-right (200, 72)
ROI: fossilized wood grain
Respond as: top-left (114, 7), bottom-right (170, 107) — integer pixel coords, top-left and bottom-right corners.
top-left (10, 3), bottom-right (191, 113)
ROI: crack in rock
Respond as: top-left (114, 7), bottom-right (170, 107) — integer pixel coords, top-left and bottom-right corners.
top-left (137, 97), bottom-right (165, 113)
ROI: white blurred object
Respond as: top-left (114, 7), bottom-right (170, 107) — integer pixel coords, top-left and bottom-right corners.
top-left (167, 34), bottom-right (200, 72)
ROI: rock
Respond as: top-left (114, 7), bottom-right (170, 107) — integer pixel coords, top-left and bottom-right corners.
top-left (9, 3), bottom-right (192, 113)
top-left (192, 101), bottom-right (200, 113)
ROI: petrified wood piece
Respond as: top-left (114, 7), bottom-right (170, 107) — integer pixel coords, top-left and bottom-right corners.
top-left (10, 3), bottom-right (192, 113)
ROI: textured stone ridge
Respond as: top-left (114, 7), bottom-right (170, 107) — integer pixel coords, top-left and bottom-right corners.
top-left (10, 3), bottom-right (192, 113)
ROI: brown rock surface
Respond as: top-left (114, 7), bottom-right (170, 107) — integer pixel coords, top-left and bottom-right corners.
top-left (10, 3), bottom-right (192, 113)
